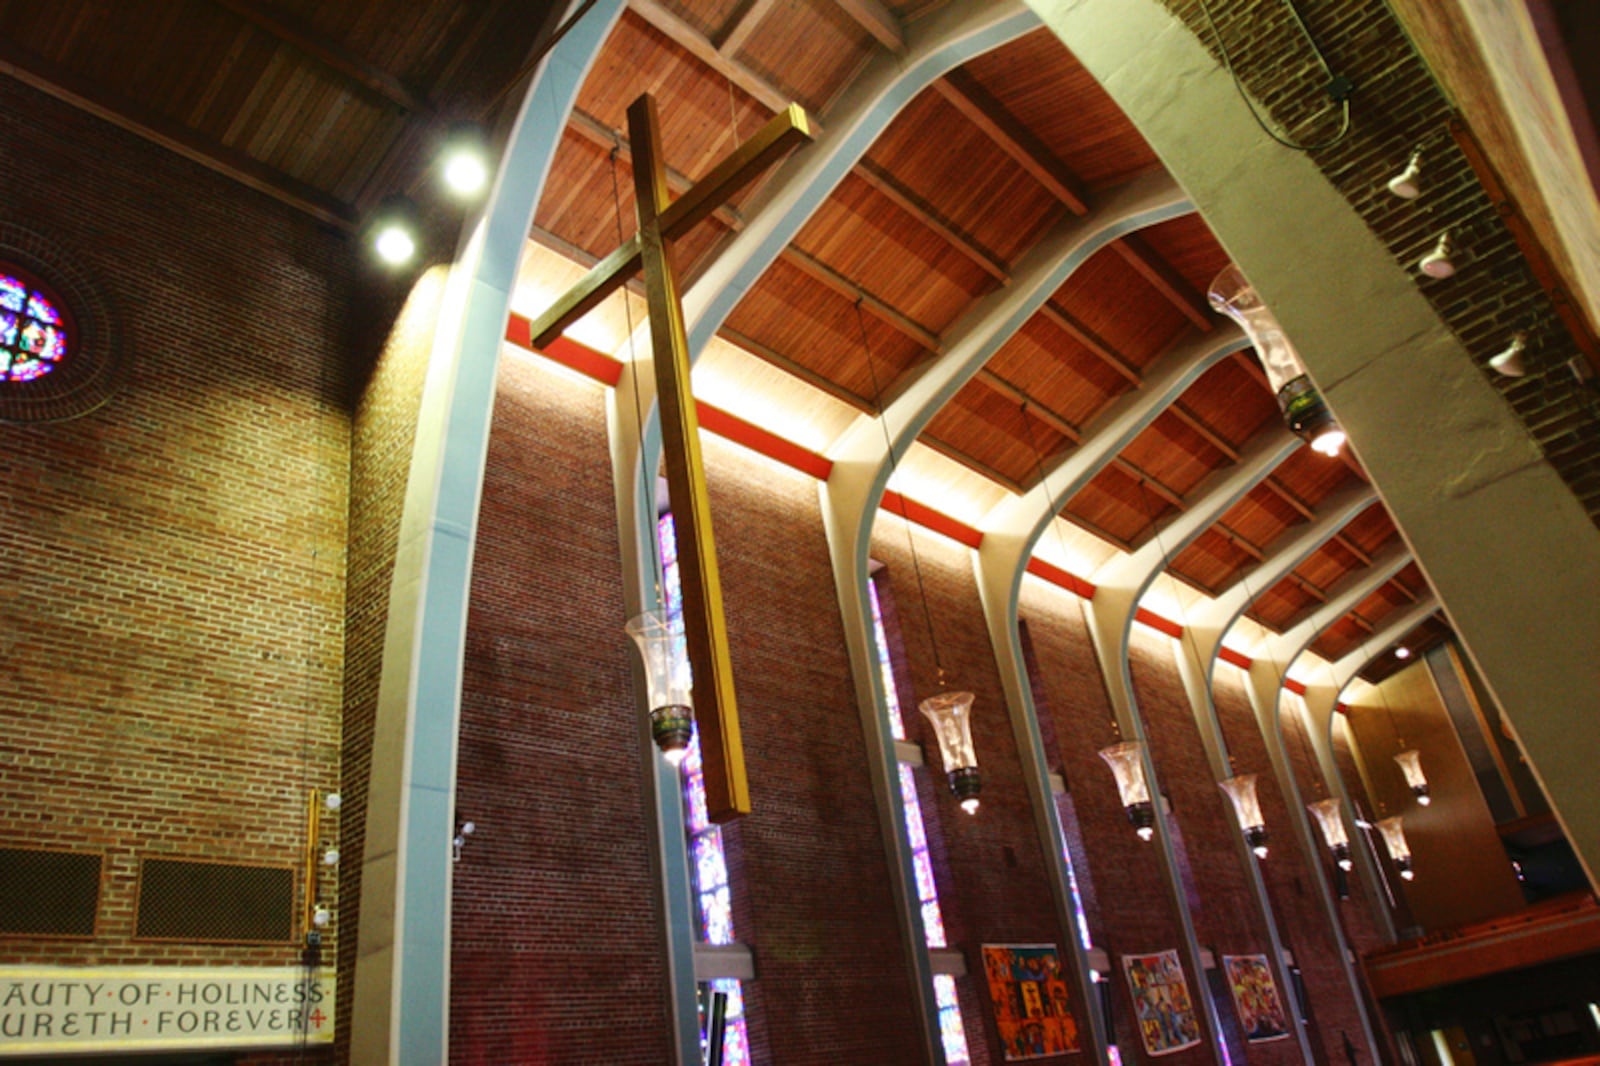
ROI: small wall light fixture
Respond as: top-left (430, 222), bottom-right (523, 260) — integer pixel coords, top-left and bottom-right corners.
top-left (312, 904), bottom-right (332, 928)
top-left (1376, 815), bottom-right (1415, 880)
top-left (1394, 749), bottom-right (1431, 806)
top-left (1489, 332), bottom-right (1529, 377)
top-left (439, 121), bottom-right (492, 199)
top-left (452, 821), bottom-right (475, 864)
top-left (1387, 150), bottom-right (1424, 199)
top-left (1220, 774), bottom-right (1269, 858)
top-left (1307, 798), bottom-right (1354, 871)
top-left (919, 690), bottom-right (981, 813)
top-left (322, 846), bottom-right (340, 867)
top-left (368, 194), bottom-right (420, 267)
top-left (1100, 741), bottom-right (1156, 840)
top-left (325, 792), bottom-right (342, 811)
top-left (625, 611), bottom-right (696, 766)
top-left (1418, 232), bottom-right (1456, 279)
top-left (1210, 265), bottom-right (1347, 458)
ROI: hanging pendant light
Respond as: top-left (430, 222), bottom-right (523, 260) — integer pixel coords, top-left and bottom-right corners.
top-left (1219, 774), bottom-right (1269, 858)
top-left (1100, 741), bottom-right (1155, 840)
top-left (919, 691), bottom-right (981, 813)
top-left (1209, 265), bottom-right (1346, 458)
top-left (1307, 798), bottom-right (1353, 871)
top-left (1376, 816), bottom-right (1415, 881)
top-left (625, 611), bottom-right (695, 766)
top-left (1393, 749), bottom-right (1431, 806)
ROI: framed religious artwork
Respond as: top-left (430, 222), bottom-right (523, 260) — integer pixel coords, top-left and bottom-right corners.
top-left (1222, 954), bottom-right (1291, 1043)
top-left (1121, 950), bottom-right (1202, 1056)
top-left (982, 944), bottom-right (1080, 1060)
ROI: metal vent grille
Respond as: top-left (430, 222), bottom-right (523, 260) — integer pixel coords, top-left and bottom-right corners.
top-left (0, 848), bottom-right (101, 937)
top-left (136, 859), bottom-right (295, 943)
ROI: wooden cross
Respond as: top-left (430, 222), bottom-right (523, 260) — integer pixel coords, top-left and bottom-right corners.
top-left (527, 94), bottom-right (812, 821)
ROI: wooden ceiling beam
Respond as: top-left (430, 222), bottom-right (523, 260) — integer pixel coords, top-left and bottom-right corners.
top-left (1169, 401), bottom-right (1240, 461)
top-left (1064, 512), bottom-right (1136, 554)
top-left (974, 371), bottom-right (1082, 445)
top-left (783, 248), bottom-right (942, 353)
top-left (0, 37), bottom-right (356, 229)
top-left (717, 327), bottom-right (875, 413)
top-left (630, 0), bottom-right (791, 114)
top-left (920, 434), bottom-right (1025, 493)
top-left (567, 109), bottom-right (745, 232)
top-left (1039, 303), bottom-right (1142, 384)
top-left (834, 0), bottom-right (905, 53)
top-left (209, 0), bottom-right (432, 114)
top-left (854, 160), bottom-right (1011, 283)
top-left (932, 70), bottom-right (1090, 215)
top-left (718, 0), bottom-right (781, 56)
top-left (1111, 233), bottom-right (1213, 331)
top-left (1113, 459), bottom-right (1185, 512)
top-left (1213, 522), bottom-right (1266, 562)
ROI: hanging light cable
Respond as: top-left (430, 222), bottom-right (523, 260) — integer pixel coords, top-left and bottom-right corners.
top-left (857, 300), bottom-right (980, 813)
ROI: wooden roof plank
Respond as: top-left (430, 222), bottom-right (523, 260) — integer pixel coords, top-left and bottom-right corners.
top-left (854, 160), bottom-right (1010, 283)
top-left (1039, 302), bottom-right (1141, 383)
top-left (933, 69), bottom-right (1090, 214)
top-left (833, 0), bottom-right (904, 53)
top-left (718, 0), bottom-right (782, 55)
top-left (783, 247), bottom-right (942, 353)
top-left (629, 0), bottom-right (790, 114)
top-left (1112, 232), bottom-right (1213, 331)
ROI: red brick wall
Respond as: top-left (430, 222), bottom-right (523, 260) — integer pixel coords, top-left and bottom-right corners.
top-left (447, 354), bottom-right (674, 1063)
top-left (1020, 580), bottom-right (1220, 1066)
top-left (0, 72), bottom-right (352, 1056)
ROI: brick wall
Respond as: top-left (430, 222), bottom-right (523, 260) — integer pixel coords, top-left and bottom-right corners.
top-left (1159, 0), bottom-right (1600, 520)
top-left (0, 72), bottom-right (352, 1058)
top-left (447, 354), bottom-right (673, 1063)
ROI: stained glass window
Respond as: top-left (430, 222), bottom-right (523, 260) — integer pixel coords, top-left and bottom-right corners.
top-left (870, 576), bottom-right (972, 1064)
top-left (0, 269), bottom-right (71, 383)
top-left (660, 513), bottom-right (750, 1065)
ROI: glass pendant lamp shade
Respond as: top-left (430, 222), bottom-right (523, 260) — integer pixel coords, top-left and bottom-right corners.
top-left (1099, 741), bottom-right (1155, 840)
top-left (1376, 816), bottom-right (1415, 881)
top-left (1394, 749), bottom-right (1431, 805)
top-left (919, 690), bottom-right (981, 813)
top-left (625, 611), bottom-right (695, 765)
top-left (1308, 798), bottom-right (1353, 870)
top-left (1220, 774), bottom-right (1269, 858)
top-left (1209, 265), bottom-right (1346, 457)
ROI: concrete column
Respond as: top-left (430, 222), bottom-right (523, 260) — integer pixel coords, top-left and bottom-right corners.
top-left (351, 3), bottom-right (628, 1062)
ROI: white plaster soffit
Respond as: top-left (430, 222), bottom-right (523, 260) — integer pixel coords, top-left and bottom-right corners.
top-left (977, 324), bottom-right (1249, 612)
top-left (682, 0), bottom-right (1041, 359)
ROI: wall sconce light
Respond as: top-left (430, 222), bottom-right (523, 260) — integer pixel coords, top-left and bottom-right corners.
top-left (1394, 749), bottom-right (1431, 806)
top-left (1100, 741), bottom-right (1155, 840)
top-left (625, 611), bottom-right (695, 766)
top-left (1376, 816), bottom-right (1415, 880)
top-left (1209, 265), bottom-right (1346, 458)
top-left (1307, 798), bottom-right (1353, 871)
top-left (1220, 774), bottom-right (1269, 858)
top-left (322, 846), bottom-right (340, 867)
top-left (1387, 149), bottom-right (1424, 199)
top-left (1418, 232), bottom-right (1456, 279)
top-left (325, 792), bottom-right (342, 811)
top-left (919, 691), bottom-right (981, 813)
top-left (312, 905), bottom-right (331, 928)
top-left (452, 821), bottom-right (476, 864)
top-left (439, 121), bottom-right (493, 199)
top-left (1489, 332), bottom-right (1528, 377)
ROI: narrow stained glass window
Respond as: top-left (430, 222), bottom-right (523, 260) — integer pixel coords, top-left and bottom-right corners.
top-left (0, 269), bottom-right (71, 383)
top-left (870, 576), bottom-right (972, 1065)
top-left (660, 513), bottom-right (750, 1065)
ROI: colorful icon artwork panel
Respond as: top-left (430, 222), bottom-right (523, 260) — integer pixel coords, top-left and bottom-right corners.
top-left (1222, 954), bottom-right (1291, 1043)
top-left (982, 944), bottom-right (1080, 1061)
top-left (1121, 950), bottom-right (1202, 1056)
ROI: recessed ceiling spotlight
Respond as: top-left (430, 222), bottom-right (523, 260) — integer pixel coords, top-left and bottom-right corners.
top-left (368, 194), bottom-right (420, 267)
top-left (1394, 646), bottom-right (1411, 660)
top-left (440, 122), bottom-right (492, 199)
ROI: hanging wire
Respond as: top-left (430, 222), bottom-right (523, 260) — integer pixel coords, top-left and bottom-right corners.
top-left (1194, 0), bottom-right (1353, 152)
top-left (608, 143), bottom-right (663, 605)
top-left (856, 298), bottom-right (946, 684)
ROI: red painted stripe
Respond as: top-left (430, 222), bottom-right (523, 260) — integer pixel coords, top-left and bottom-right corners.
top-left (697, 403), bottom-right (833, 480)
top-left (1024, 558), bottom-right (1096, 600)
top-left (1218, 645), bottom-right (1253, 670)
top-left (505, 315), bottom-right (625, 386)
top-left (1285, 677), bottom-right (1308, 696)
top-left (882, 490), bottom-right (984, 549)
top-left (1133, 607), bottom-right (1184, 639)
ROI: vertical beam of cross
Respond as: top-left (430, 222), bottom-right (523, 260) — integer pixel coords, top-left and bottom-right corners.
top-left (528, 94), bottom-right (811, 820)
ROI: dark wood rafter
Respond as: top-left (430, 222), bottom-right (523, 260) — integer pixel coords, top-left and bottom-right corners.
top-left (834, 0), bottom-right (905, 53)
top-left (921, 434), bottom-right (1026, 493)
top-left (932, 70), bottom-right (1091, 214)
top-left (629, 0), bottom-right (791, 113)
top-left (854, 160), bottom-right (1011, 283)
top-left (208, 0), bottom-right (431, 114)
top-left (1039, 302), bottom-right (1142, 383)
top-left (0, 36), bottom-right (357, 228)
top-left (718, 0), bottom-right (782, 56)
top-left (784, 249), bottom-right (943, 353)
top-left (1111, 233), bottom-right (1213, 331)
top-left (720, 327), bottom-right (875, 412)
top-left (567, 109), bottom-right (745, 233)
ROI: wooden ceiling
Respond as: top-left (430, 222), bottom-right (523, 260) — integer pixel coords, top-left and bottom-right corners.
top-left (4, 0), bottom-right (1441, 669)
